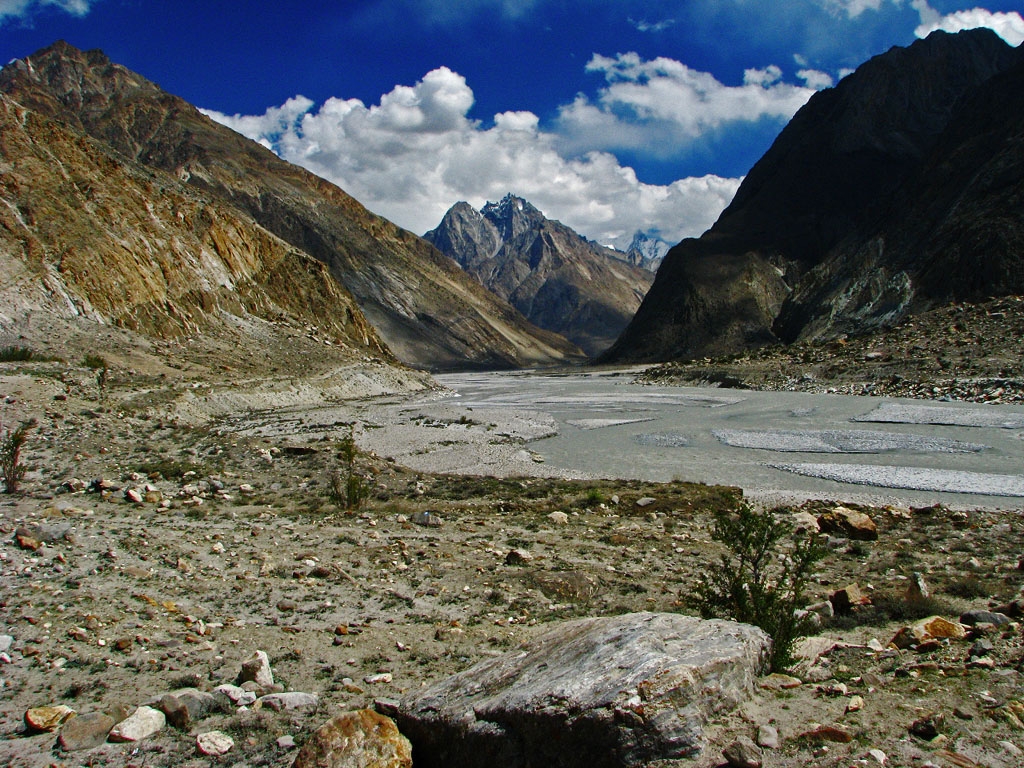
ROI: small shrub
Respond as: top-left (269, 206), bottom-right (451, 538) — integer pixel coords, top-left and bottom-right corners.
top-left (328, 424), bottom-right (369, 512)
top-left (692, 502), bottom-right (827, 672)
top-left (0, 346), bottom-right (37, 362)
top-left (944, 575), bottom-right (990, 599)
top-left (82, 353), bottom-right (108, 369)
top-left (83, 354), bottom-right (110, 401)
top-left (1, 419), bottom-right (36, 493)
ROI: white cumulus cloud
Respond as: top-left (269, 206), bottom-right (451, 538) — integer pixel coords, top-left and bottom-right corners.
top-left (913, 2), bottom-right (1024, 46)
top-left (206, 59), bottom-right (802, 250)
top-left (554, 53), bottom-right (816, 157)
top-left (818, 0), bottom-right (888, 18)
top-left (798, 68), bottom-right (835, 89)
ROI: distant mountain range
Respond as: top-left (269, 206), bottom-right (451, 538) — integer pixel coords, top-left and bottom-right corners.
top-left (425, 195), bottom-right (654, 357)
top-left (0, 41), bottom-right (582, 371)
top-left (603, 29), bottom-right (1024, 364)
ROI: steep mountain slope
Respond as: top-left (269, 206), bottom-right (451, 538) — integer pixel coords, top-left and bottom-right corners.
top-left (603, 29), bottom-right (1024, 364)
top-left (425, 195), bottom-right (653, 357)
top-left (0, 90), bottom-right (389, 366)
top-left (0, 42), bottom-right (582, 371)
top-left (774, 52), bottom-right (1024, 341)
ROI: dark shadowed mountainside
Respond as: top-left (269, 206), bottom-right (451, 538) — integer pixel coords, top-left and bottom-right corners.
top-left (603, 29), bottom-right (1024, 364)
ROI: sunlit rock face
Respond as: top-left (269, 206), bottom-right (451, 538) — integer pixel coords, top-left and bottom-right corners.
top-left (426, 194), bottom-right (653, 358)
top-left (0, 42), bottom-right (583, 371)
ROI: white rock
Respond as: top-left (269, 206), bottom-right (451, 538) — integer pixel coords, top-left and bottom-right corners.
top-left (239, 650), bottom-right (274, 688)
top-left (215, 683), bottom-right (257, 707)
top-left (197, 730), bottom-right (234, 756)
top-left (108, 706), bottom-right (165, 742)
top-left (756, 724), bottom-right (779, 749)
top-left (868, 747), bottom-right (887, 764)
top-left (547, 511), bottom-right (569, 525)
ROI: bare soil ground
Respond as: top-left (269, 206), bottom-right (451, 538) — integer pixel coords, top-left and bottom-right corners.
top-left (0, 323), bottom-right (1022, 767)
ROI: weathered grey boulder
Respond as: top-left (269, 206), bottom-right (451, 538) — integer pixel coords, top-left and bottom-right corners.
top-left (385, 612), bottom-right (769, 768)
top-left (156, 689), bottom-right (220, 729)
top-left (58, 712), bottom-right (116, 751)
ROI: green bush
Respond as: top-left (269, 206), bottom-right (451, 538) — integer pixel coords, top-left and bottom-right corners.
top-left (1, 419), bottom-right (36, 493)
top-left (328, 424), bottom-right (369, 512)
top-left (693, 502), bottom-right (827, 672)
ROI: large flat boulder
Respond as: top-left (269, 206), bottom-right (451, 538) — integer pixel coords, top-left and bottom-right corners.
top-left (385, 612), bottom-right (769, 768)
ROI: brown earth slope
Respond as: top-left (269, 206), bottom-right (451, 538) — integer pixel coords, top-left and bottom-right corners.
top-left (0, 41), bottom-right (582, 371)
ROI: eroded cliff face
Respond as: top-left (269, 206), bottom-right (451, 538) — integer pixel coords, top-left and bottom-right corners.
top-left (603, 29), bottom-right (1024, 364)
top-left (0, 41), bottom-right (582, 371)
top-left (426, 196), bottom-right (653, 358)
top-left (0, 92), bottom-right (384, 359)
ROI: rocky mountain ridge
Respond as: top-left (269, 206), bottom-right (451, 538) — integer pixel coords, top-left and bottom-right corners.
top-left (0, 41), bottom-right (582, 371)
top-left (0, 88), bottom-right (397, 380)
top-left (603, 29), bottom-right (1024, 364)
top-left (624, 231), bottom-right (669, 272)
top-left (425, 194), bottom-right (653, 357)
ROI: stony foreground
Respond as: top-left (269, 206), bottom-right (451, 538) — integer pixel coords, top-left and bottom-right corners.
top-left (1, 360), bottom-right (1024, 767)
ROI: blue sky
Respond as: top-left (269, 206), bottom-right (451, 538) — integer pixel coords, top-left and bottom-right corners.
top-left (2, 1), bottom-right (1022, 249)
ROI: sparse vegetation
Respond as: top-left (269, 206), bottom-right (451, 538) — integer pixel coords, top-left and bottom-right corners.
top-left (83, 353), bottom-right (110, 401)
top-left (328, 423), bottom-right (370, 511)
top-left (0, 345), bottom-right (39, 362)
top-left (82, 353), bottom-right (108, 370)
top-left (1, 418), bottom-right (35, 494)
top-left (692, 502), bottom-right (827, 672)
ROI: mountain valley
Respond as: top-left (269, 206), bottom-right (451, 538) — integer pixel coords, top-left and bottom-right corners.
top-left (1, 27), bottom-right (1024, 768)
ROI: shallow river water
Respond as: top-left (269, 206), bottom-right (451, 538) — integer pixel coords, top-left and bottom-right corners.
top-left (433, 369), bottom-right (1024, 509)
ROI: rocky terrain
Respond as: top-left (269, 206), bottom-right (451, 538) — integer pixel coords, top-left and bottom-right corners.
top-left (604, 29), bottom-right (1024, 365)
top-left (0, 42), bottom-right (582, 371)
top-left (638, 295), bottom-right (1024, 405)
top-left (2, 29), bottom-right (1024, 768)
top-left (425, 195), bottom-right (653, 358)
top-left (0, 350), bottom-right (1023, 768)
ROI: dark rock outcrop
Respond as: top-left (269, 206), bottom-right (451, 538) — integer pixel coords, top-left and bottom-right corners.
top-left (384, 612), bottom-right (770, 768)
top-left (603, 29), bottom-right (1024, 364)
top-left (425, 195), bottom-right (653, 357)
top-left (0, 42), bottom-right (582, 370)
